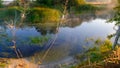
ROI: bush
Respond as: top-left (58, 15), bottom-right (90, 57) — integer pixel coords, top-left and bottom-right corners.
top-left (74, 4), bottom-right (97, 13)
top-left (0, 0), bottom-right (3, 8)
top-left (75, 39), bottom-right (113, 67)
top-left (27, 7), bottom-right (61, 23)
top-left (76, 0), bottom-right (86, 5)
top-left (0, 7), bottom-right (21, 20)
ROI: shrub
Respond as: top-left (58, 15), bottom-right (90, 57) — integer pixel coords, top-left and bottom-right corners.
top-left (76, 39), bottom-right (113, 67)
top-left (76, 0), bottom-right (86, 5)
top-left (27, 7), bottom-right (61, 23)
top-left (76, 4), bottom-right (97, 11)
top-left (0, 7), bottom-right (21, 20)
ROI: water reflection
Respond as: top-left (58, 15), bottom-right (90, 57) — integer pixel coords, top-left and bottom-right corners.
top-left (34, 23), bottom-right (58, 35)
top-left (0, 8), bottom-right (116, 67)
top-left (63, 9), bottom-right (114, 28)
top-left (28, 12), bottom-right (115, 64)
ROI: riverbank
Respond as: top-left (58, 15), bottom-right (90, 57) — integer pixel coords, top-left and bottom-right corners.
top-left (0, 56), bottom-right (76, 68)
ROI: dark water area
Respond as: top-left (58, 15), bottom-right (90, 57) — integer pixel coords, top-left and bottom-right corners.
top-left (0, 9), bottom-right (116, 64)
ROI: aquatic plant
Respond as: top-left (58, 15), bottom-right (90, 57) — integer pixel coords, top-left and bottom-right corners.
top-left (29, 36), bottom-right (50, 46)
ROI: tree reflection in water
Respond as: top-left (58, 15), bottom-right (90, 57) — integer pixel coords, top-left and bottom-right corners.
top-left (34, 23), bottom-right (58, 35)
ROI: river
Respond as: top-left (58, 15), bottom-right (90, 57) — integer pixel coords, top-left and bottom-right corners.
top-left (0, 8), bottom-right (116, 68)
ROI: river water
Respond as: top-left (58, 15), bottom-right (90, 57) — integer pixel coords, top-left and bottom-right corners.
top-left (0, 9), bottom-right (116, 67)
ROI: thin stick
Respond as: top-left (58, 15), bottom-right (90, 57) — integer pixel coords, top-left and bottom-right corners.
top-left (41, 0), bottom-right (69, 62)
top-left (12, 40), bottom-right (20, 58)
top-left (42, 34), bottom-right (58, 60)
top-left (18, 49), bottom-right (23, 58)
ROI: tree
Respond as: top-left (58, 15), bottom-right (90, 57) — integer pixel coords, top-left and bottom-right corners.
top-left (15, 0), bottom-right (30, 19)
top-left (108, 0), bottom-right (120, 49)
top-left (0, 0), bottom-right (3, 8)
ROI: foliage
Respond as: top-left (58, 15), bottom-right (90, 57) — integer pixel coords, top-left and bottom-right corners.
top-left (99, 39), bottom-right (112, 53)
top-left (34, 0), bottom-right (104, 16)
top-left (0, 0), bottom-right (3, 8)
top-left (74, 4), bottom-right (98, 13)
top-left (35, 0), bottom-right (87, 11)
top-left (29, 36), bottom-right (50, 46)
top-left (35, 0), bottom-right (55, 7)
top-left (0, 6), bottom-right (61, 23)
top-left (108, 0), bottom-right (120, 25)
top-left (35, 0), bottom-right (86, 6)
top-left (27, 7), bottom-right (61, 23)
top-left (0, 0), bottom-right (101, 22)
top-left (76, 0), bottom-right (86, 5)
top-left (0, 7), bottom-right (21, 20)
top-left (76, 39), bottom-right (113, 67)
top-left (89, 39), bottom-right (112, 62)
top-left (78, 47), bottom-right (120, 68)
top-left (108, 11), bottom-right (120, 25)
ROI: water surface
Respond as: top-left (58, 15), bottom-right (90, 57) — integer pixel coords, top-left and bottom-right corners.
top-left (0, 9), bottom-right (116, 65)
